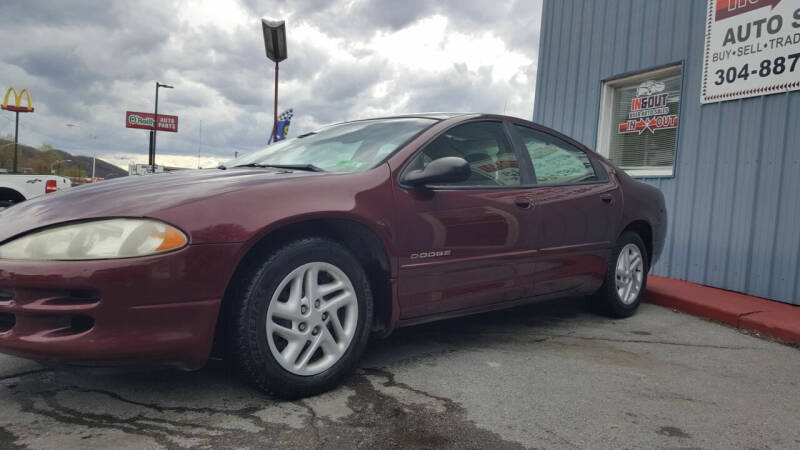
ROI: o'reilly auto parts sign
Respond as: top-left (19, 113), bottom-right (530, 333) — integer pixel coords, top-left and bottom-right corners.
top-left (701, 0), bottom-right (800, 103)
top-left (125, 111), bottom-right (179, 132)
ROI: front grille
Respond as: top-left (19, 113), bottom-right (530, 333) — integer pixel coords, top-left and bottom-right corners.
top-left (70, 315), bottom-right (95, 333)
top-left (40, 290), bottom-right (101, 307)
top-left (0, 287), bottom-right (99, 336)
top-left (0, 313), bottom-right (14, 332)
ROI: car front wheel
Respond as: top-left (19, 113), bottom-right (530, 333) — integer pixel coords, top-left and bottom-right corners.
top-left (227, 237), bottom-right (373, 399)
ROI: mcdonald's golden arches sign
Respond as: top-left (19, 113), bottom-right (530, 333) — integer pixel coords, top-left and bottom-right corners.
top-left (2, 87), bottom-right (34, 113)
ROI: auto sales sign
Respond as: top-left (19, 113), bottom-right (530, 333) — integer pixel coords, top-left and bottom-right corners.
top-left (617, 80), bottom-right (680, 135)
top-left (125, 111), bottom-right (179, 132)
top-left (701, 0), bottom-right (800, 103)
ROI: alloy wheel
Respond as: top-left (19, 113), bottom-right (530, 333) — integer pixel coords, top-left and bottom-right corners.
top-left (265, 262), bottom-right (358, 376)
top-left (615, 243), bottom-right (644, 305)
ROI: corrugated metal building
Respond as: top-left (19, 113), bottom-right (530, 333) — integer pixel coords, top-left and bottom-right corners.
top-left (533, 0), bottom-right (800, 305)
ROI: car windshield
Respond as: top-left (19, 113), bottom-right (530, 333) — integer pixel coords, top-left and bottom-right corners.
top-left (226, 118), bottom-right (436, 173)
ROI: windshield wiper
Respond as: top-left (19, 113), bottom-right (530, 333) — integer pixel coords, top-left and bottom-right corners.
top-left (233, 163), bottom-right (325, 172)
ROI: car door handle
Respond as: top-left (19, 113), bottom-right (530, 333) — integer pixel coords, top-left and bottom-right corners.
top-left (600, 194), bottom-right (615, 205)
top-left (514, 196), bottom-right (534, 209)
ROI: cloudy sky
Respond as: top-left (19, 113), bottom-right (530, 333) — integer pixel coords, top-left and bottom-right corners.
top-left (0, 0), bottom-right (542, 169)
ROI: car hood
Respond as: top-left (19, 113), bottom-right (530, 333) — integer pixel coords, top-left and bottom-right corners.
top-left (0, 168), bottom-right (324, 243)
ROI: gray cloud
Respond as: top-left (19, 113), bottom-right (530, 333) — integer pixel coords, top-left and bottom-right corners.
top-left (0, 0), bottom-right (542, 167)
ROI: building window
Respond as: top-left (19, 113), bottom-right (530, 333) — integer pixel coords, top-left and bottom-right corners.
top-left (597, 64), bottom-right (682, 177)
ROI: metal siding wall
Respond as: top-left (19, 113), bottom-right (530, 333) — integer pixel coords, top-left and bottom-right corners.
top-left (582, 0), bottom-right (605, 146)
top-left (533, 0), bottom-right (800, 305)
top-left (774, 93), bottom-right (800, 301)
top-left (725, 99), bottom-right (765, 292)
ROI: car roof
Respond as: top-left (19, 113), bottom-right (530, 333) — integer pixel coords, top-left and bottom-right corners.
top-left (388, 112), bottom-right (469, 119)
top-left (326, 112), bottom-right (539, 129)
top-left (336, 112), bottom-right (471, 122)
top-left (344, 112), bottom-right (537, 122)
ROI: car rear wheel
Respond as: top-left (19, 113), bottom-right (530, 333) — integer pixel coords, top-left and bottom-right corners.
top-left (591, 231), bottom-right (648, 318)
top-left (226, 237), bottom-right (373, 399)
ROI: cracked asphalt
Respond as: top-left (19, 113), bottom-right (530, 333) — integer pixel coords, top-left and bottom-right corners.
top-left (1, 298), bottom-right (799, 449)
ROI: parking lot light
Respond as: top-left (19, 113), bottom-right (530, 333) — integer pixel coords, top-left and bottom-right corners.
top-left (51, 159), bottom-right (71, 175)
top-left (261, 19), bottom-right (287, 143)
top-left (152, 82), bottom-right (174, 171)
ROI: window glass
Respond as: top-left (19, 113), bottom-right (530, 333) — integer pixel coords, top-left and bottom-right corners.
top-left (226, 118), bottom-right (434, 173)
top-left (411, 121), bottom-right (521, 187)
top-left (606, 68), bottom-right (681, 174)
top-left (514, 125), bottom-right (599, 185)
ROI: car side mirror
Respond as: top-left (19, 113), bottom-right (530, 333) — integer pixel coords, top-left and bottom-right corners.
top-left (403, 157), bottom-right (471, 187)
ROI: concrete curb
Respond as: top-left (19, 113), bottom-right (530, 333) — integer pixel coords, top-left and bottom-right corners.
top-left (644, 275), bottom-right (800, 344)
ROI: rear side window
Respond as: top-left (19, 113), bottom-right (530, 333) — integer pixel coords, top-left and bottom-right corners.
top-left (514, 125), bottom-right (600, 185)
top-left (410, 121), bottom-right (521, 187)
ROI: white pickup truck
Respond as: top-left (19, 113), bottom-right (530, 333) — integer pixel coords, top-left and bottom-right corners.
top-left (0, 173), bottom-right (71, 209)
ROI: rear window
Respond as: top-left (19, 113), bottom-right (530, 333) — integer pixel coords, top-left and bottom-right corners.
top-left (514, 125), bottom-right (601, 185)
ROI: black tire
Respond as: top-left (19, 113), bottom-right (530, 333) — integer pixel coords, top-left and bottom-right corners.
top-left (226, 237), bottom-right (373, 399)
top-left (591, 231), bottom-right (649, 318)
top-left (0, 189), bottom-right (25, 209)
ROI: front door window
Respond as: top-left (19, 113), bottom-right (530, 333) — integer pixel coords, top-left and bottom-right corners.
top-left (408, 121), bottom-right (522, 187)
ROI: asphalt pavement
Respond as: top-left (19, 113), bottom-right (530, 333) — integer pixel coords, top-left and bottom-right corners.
top-left (1, 298), bottom-right (798, 449)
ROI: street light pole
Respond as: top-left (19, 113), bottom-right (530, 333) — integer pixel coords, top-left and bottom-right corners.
top-left (51, 159), bottom-right (71, 175)
top-left (262, 19), bottom-right (287, 144)
top-left (65, 123), bottom-right (97, 181)
top-left (273, 61), bottom-right (279, 142)
top-left (197, 119), bottom-right (202, 169)
top-left (151, 82), bottom-right (173, 171)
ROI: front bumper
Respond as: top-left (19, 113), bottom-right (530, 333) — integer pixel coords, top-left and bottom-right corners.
top-left (0, 244), bottom-right (241, 369)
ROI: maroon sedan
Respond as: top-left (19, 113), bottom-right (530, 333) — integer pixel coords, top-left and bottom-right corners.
top-left (0, 114), bottom-right (666, 398)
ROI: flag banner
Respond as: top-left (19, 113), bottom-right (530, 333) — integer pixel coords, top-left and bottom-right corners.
top-left (272, 108), bottom-right (293, 143)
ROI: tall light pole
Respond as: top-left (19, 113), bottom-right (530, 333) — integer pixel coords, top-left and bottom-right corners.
top-left (261, 19), bottom-right (287, 143)
top-left (51, 159), bottom-right (71, 175)
top-left (65, 123), bottom-right (98, 180)
top-left (196, 120), bottom-right (202, 169)
top-left (151, 82), bottom-right (173, 171)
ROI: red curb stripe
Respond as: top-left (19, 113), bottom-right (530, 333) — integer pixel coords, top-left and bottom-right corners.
top-left (644, 276), bottom-right (800, 344)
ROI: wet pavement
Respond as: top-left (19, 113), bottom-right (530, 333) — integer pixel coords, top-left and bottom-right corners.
top-left (1, 298), bottom-right (799, 449)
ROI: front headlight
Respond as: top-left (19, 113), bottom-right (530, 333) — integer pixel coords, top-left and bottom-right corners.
top-left (0, 218), bottom-right (188, 261)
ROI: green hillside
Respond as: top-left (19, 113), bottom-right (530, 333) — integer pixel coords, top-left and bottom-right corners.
top-left (0, 138), bottom-right (127, 179)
